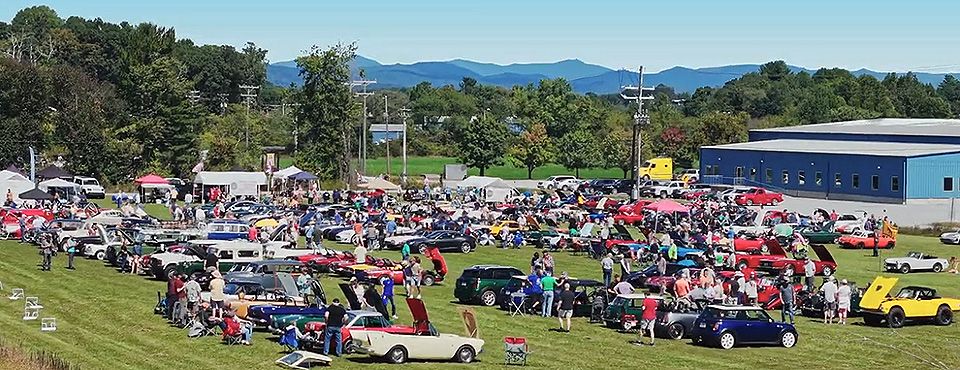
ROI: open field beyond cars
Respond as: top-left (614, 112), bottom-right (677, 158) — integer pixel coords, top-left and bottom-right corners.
top-left (1, 233), bottom-right (960, 369)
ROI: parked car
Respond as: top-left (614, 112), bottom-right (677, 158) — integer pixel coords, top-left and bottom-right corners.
top-left (799, 282), bottom-right (863, 318)
top-left (538, 175), bottom-right (581, 191)
top-left (300, 310), bottom-right (417, 354)
top-left (649, 181), bottom-right (688, 198)
top-left (734, 188), bottom-right (783, 206)
top-left (837, 230), bottom-right (895, 249)
top-left (174, 241), bottom-right (263, 278)
top-left (409, 230), bottom-right (476, 254)
top-left (795, 222), bottom-right (840, 244)
top-left (859, 276), bottom-right (960, 328)
top-left (884, 252), bottom-right (949, 274)
top-left (758, 244), bottom-right (837, 276)
top-left (349, 298), bottom-right (484, 364)
top-left (690, 305), bottom-right (798, 349)
top-left (678, 169), bottom-right (700, 183)
top-left (833, 211), bottom-right (867, 234)
top-left (939, 229), bottom-right (960, 245)
top-left (717, 187), bottom-right (751, 202)
top-left (454, 265), bottom-right (524, 306)
top-left (579, 179), bottom-right (618, 194)
top-left (73, 176), bottom-right (106, 199)
top-left (203, 219), bottom-right (250, 240)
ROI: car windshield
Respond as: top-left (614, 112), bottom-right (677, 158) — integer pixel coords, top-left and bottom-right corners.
top-left (907, 252), bottom-right (921, 258)
top-left (277, 352), bottom-right (303, 366)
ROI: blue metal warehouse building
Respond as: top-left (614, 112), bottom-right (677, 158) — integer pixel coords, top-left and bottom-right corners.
top-left (699, 119), bottom-right (960, 203)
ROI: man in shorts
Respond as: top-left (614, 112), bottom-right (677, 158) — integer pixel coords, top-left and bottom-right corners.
top-left (638, 294), bottom-right (658, 346)
top-left (821, 275), bottom-right (839, 324)
top-left (557, 283), bottom-right (575, 332)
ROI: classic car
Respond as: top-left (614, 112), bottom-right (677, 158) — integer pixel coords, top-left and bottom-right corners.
top-left (833, 211), bottom-right (867, 234)
top-left (799, 282), bottom-right (863, 317)
top-left (758, 244), bottom-right (837, 276)
top-left (732, 241), bottom-right (788, 271)
top-left (224, 260), bottom-right (304, 281)
top-left (859, 276), bottom-right (960, 328)
top-left (410, 230), bottom-right (476, 254)
top-left (275, 351), bottom-right (332, 369)
top-left (734, 188), bottom-right (783, 206)
top-left (602, 293), bottom-right (661, 330)
top-left (624, 263), bottom-right (688, 289)
top-left (497, 277), bottom-right (603, 316)
top-left (148, 240), bottom-right (217, 279)
top-left (884, 252), bottom-right (949, 274)
top-left (837, 230), bottom-right (895, 249)
top-left (349, 298), bottom-right (484, 364)
top-left (938, 229), bottom-right (960, 245)
top-left (173, 241), bottom-right (262, 278)
top-left (299, 310), bottom-right (417, 354)
top-left (202, 219), bottom-right (249, 240)
top-left (455, 265), bottom-right (525, 306)
top-left (796, 222), bottom-right (841, 244)
top-left (248, 304), bottom-right (327, 328)
top-left (690, 305), bottom-right (798, 349)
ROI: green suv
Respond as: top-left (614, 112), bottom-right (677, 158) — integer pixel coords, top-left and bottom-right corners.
top-left (454, 265), bottom-right (524, 306)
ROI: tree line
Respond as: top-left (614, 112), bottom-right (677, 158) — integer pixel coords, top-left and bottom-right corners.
top-left (3, 6), bottom-right (960, 186)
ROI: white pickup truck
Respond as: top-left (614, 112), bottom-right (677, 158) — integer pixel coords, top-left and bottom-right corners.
top-left (649, 181), bottom-right (688, 198)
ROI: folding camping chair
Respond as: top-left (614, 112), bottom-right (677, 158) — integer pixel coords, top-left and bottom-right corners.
top-left (509, 291), bottom-right (527, 317)
top-left (504, 337), bottom-right (530, 366)
top-left (23, 304), bottom-right (40, 321)
top-left (8, 288), bottom-right (23, 300)
top-left (25, 297), bottom-right (42, 309)
top-left (41, 318), bottom-right (57, 332)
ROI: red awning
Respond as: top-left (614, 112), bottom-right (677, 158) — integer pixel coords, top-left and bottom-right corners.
top-left (134, 174), bottom-right (169, 185)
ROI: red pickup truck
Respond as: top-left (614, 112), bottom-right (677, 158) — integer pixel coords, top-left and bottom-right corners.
top-left (735, 188), bottom-right (784, 206)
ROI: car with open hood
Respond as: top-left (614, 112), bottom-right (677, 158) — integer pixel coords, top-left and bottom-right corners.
top-left (884, 252), bottom-right (949, 274)
top-left (757, 244), bottom-right (837, 276)
top-left (349, 298), bottom-right (484, 364)
top-left (859, 276), bottom-right (960, 328)
top-left (299, 310), bottom-right (417, 354)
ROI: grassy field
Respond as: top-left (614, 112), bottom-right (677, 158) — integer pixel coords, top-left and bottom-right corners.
top-left (281, 155), bottom-right (626, 180)
top-left (1, 233), bottom-right (960, 369)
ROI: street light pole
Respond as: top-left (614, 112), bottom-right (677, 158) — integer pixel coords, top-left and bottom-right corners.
top-left (399, 107), bottom-right (411, 184)
top-left (620, 66), bottom-right (654, 201)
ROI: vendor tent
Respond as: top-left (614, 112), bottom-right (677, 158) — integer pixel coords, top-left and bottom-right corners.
top-left (194, 171), bottom-right (267, 196)
top-left (0, 170), bottom-right (35, 202)
top-left (455, 176), bottom-right (517, 203)
top-left (273, 166), bottom-right (303, 179)
top-left (135, 174), bottom-right (169, 185)
top-left (357, 176), bottom-right (401, 193)
top-left (290, 171), bottom-right (318, 181)
top-left (19, 188), bottom-right (53, 200)
top-left (37, 165), bottom-right (72, 180)
top-left (642, 199), bottom-right (690, 213)
top-left (38, 178), bottom-right (79, 192)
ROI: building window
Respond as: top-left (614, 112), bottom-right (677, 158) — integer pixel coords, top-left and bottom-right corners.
top-left (749, 168), bottom-right (757, 182)
top-left (835, 173), bottom-right (842, 188)
top-left (891, 176), bottom-right (899, 192)
top-left (852, 174), bottom-right (860, 189)
top-left (765, 168), bottom-right (772, 183)
top-left (815, 171), bottom-right (822, 187)
top-left (945, 177), bottom-right (955, 192)
top-left (781, 171), bottom-right (789, 185)
top-left (871, 175), bottom-right (879, 191)
top-left (735, 166), bottom-right (744, 178)
top-left (798, 171), bottom-right (805, 186)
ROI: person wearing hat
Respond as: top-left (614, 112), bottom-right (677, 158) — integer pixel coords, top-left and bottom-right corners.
top-left (744, 272), bottom-right (759, 306)
top-left (836, 279), bottom-right (852, 325)
top-left (821, 275), bottom-right (839, 324)
top-left (600, 253), bottom-right (614, 288)
top-left (209, 269), bottom-right (226, 318)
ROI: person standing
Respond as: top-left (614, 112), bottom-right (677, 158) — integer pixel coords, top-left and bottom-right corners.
top-left (540, 272), bottom-right (557, 318)
top-left (381, 274), bottom-right (397, 319)
top-left (557, 283), bottom-right (575, 332)
top-left (184, 275), bottom-right (202, 320)
top-left (66, 241), bottom-right (76, 270)
top-left (803, 257), bottom-right (816, 292)
top-left (40, 235), bottom-right (54, 271)
top-left (600, 253), bottom-right (614, 287)
top-left (401, 242), bottom-right (411, 261)
top-left (836, 279), bottom-right (852, 325)
top-left (638, 294), bottom-right (658, 346)
top-left (744, 274), bottom-right (759, 306)
top-left (209, 270), bottom-right (225, 317)
top-left (410, 257), bottom-right (423, 299)
top-left (821, 276), bottom-right (839, 324)
top-left (542, 252), bottom-right (555, 275)
top-left (354, 242), bottom-right (368, 265)
top-left (777, 271), bottom-right (796, 324)
top-left (323, 299), bottom-right (348, 356)
top-left (173, 274), bottom-right (188, 325)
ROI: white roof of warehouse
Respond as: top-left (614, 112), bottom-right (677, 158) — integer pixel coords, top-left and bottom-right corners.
top-left (703, 139), bottom-right (960, 157)
top-left (752, 118), bottom-right (960, 137)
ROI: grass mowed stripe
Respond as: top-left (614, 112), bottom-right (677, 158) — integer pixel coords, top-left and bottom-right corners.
top-left (1, 234), bottom-right (959, 369)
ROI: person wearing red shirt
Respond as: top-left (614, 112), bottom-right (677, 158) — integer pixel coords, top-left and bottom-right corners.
top-left (172, 274), bottom-right (187, 325)
top-left (637, 295), bottom-right (658, 346)
top-left (248, 226), bottom-right (259, 242)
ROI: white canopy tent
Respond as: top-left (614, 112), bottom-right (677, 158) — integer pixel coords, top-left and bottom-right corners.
top-left (194, 171), bottom-right (267, 196)
top-left (0, 170), bottom-right (35, 202)
top-left (38, 178), bottom-right (80, 199)
top-left (272, 166), bottom-right (303, 179)
top-left (455, 176), bottom-right (517, 203)
top-left (357, 176), bottom-right (401, 193)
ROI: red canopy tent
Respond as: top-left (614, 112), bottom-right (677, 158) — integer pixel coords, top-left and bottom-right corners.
top-left (134, 174), bottom-right (169, 185)
top-left (642, 199), bottom-right (690, 213)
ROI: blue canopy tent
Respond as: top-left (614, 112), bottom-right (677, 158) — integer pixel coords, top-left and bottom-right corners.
top-left (290, 171), bottom-right (318, 181)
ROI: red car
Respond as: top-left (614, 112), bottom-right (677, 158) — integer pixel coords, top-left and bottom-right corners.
top-left (582, 197), bottom-right (620, 211)
top-left (732, 237), bottom-right (775, 254)
top-left (836, 230), bottom-right (895, 249)
top-left (298, 251), bottom-right (357, 272)
top-left (758, 244), bottom-right (838, 276)
top-left (734, 188), bottom-right (784, 206)
top-left (1, 208), bottom-right (54, 239)
top-left (732, 240), bottom-right (787, 271)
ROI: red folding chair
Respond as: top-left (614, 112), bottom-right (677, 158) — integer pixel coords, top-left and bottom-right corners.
top-left (504, 337), bottom-right (529, 366)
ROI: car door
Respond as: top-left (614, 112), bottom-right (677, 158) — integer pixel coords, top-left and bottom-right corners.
top-left (736, 309), bottom-right (772, 343)
top-left (436, 232), bottom-right (457, 251)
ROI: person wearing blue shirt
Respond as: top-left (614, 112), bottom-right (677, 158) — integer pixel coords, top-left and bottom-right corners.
top-left (385, 219), bottom-right (397, 237)
top-left (512, 232), bottom-right (524, 249)
top-left (381, 275), bottom-right (397, 319)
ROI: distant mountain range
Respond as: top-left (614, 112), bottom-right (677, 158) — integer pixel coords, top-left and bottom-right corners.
top-left (266, 56), bottom-right (957, 94)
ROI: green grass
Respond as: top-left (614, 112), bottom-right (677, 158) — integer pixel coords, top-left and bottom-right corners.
top-left (1, 234), bottom-right (959, 369)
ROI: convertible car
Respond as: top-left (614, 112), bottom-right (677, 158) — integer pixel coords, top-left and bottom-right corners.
top-left (837, 230), bottom-right (895, 249)
top-left (349, 298), bottom-right (485, 364)
top-left (884, 252), bottom-right (949, 274)
top-left (860, 276), bottom-right (960, 328)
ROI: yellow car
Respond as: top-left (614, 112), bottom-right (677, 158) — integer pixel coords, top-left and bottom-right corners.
top-left (860, 276), bottom-right (960, 328)
top-left (489, 221), bottom-right (523, 237)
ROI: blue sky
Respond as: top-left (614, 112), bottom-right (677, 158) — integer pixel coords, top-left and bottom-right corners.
top-left (2, 0), bottom-right (958, 72)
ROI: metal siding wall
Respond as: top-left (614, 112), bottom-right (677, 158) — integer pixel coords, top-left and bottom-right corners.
top-left (700, 148), bottom-right (905, 201)
top-left (747, 131), bottom-right (960, 145)
top-left (905, 153), bottom-right (960, 199)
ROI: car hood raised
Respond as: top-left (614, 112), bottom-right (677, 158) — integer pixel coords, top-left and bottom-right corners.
top-left (859, 276), bottom-right (898, 310)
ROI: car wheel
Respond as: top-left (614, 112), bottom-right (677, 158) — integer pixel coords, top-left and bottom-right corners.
top-left (718, 332), bottom-right (736, 350)
top-left (343, 340), bottom-right (358, 354)
top-left (385, 346), bottom-right (408, 364)
top-left (660, 192), bottom-right (667, 199)
top-left (460, 242), bottom-right (471, 253)
top-left (455, 345), bottom-right (476, 363)
top-left (933, 263), bottom-right (943, 273)
top-left (736, 261), bottom-right (748, 271)
top-left (479, 289), bottom-right (497, 307)
top-left (422, 275), bottom-right (435, 286)
top-left (822, 266), bottom-right (833, 276)
top-left (780, 331), bottom-right (797, 348)
top-left (95, 250), bottom-right (105, 261)
top-left (419, 245), bottom-right (427, 254)
top-left (746, 199), bottom-right (754, 206)
top-left (857, 242), bottom-right (865, 249)
top-left (935, 305), bottom-right (953, 326)
top-left (887, 306), bottom-right (905, 328)
top-left (478, 234), bottom-right (492, 246)
top-left (771, 199), bottom-right (780, 206)
top-left (163, 265), bottom-right (178, 280)
top-left (643, 175), bottom-right (650, 181)
top-left (667, 323), bottom-right (685, 340)
top-left (899, 264), bottom-right (911, 274)
top-left (622, 320), bottom-right (635, 331)
top-left (887, 242), bottom-right (894, 249)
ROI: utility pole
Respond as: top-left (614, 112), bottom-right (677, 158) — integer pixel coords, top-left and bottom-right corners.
top-left (399, 107), bottom-right (411, 184)
top-left (349, 77), bottom-right (376, 174)
top-left (239, 84), bottom-right (260, 148)
top-left (383, 95), bottom-right (390, 178)
top-left (620, 66), bottom-right (654, 201)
